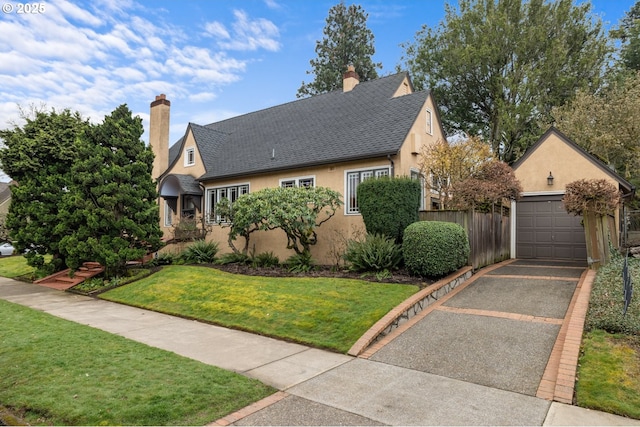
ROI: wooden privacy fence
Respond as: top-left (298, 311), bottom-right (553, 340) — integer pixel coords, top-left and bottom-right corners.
top-left (418, 208), bottom-right (511, 269)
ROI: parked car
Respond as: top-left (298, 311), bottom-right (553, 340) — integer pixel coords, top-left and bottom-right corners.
top-left (0, 242), bottom-right (14, 256)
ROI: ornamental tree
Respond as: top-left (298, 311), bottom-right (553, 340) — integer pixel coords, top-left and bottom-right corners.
top-left (419, 136), bottom-right (494, 209)
top-left (450, 160), bottom-right (522, 211)
top-left (563, 179), bottom-right (621, 216)
top-left (226, 186), bottom-right (343, 256)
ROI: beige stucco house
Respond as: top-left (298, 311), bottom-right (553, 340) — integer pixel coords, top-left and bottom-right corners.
top-left (511, 127), bottom-right (635, 263)
top-left (150, 69), bottom-right (445, 264)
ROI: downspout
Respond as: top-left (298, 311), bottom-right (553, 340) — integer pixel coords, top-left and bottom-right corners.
top-left (387, 154), bottom-right (395, 177)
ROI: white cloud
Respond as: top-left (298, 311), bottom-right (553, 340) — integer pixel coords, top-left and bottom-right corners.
top-left (205, 9), bottom-right (280, 52)
top-left (0, 0), bottom-right (284, 152)
top-left (188, 92), bottom-right (218, 103)
top-left (264, 0), bottom-right (281, 10)
top-left (204, 21), bottom-right (230, 39)
top-left (53, 0), bottom-right (103, 26)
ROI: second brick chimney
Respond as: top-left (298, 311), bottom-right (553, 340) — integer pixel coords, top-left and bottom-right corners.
top-left (343, 65), bottom-right (359, 92)
top-left (149, 94), bottom-right (170, 181)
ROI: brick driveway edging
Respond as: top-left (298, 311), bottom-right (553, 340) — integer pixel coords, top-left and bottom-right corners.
top-left (348, 265), bottom-right (475, 357)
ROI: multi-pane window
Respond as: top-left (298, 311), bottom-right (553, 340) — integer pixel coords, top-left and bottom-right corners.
top-left (346, 167), bottom-right (389, 214)
top-left (280, 177), bottom-right (315, 188)
top-left (206, 184), bottom-right (249, 223)
top-left (185, 148), bottom-right (195, 166)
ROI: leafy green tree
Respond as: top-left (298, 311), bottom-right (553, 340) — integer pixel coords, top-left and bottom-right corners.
top-left (226, 186), bottom-right (342, 257)
top-left (297, 1), bottom-right (381, 97)
top-left (58, 105), bottom-right (163, 278)
top-left (400, 0), bottom-right (610, 163)
top-left (0, 108), bottom-right (89, 271)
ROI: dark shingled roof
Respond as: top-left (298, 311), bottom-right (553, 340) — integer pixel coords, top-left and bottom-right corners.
top-left (169, 72), bottom-right (429, 181)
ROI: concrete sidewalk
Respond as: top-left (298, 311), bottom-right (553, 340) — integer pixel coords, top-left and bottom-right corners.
top-left (1, 267), bottom-right (639, 426)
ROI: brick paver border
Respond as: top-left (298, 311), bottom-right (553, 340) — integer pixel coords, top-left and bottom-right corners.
top-left (208, 391), bottom-right (289, 426)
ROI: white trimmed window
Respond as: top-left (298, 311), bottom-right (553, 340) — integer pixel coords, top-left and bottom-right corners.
top-left (184, 147), bottom-right (195, 166)
top-left (206, 184), bottom-right (249, 223)
top-left (280, 176), bottom-right (315, 188)
top-left (164, 199), bottom-right (174, 227)
top-left (345, 167), bottom-right (390, 214)
top-left (425, 108), bottom-right (433, 135)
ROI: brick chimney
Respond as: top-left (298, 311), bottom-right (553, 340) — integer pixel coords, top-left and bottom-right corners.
top-left (149, 94), bottom-right (170, 181)
top-left (343, 65), bottom-right (359, 92)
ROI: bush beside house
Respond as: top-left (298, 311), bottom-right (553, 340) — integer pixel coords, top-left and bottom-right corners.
top-left (403, 221), bottom-right (470, 277)
top-left (357, 176), bottom-right (421, 243)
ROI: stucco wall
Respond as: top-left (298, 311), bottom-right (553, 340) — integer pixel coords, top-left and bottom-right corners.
top-left (514, 132), bottom-right (618, 194)
top-left (159, 94), bottom-right (443, 265)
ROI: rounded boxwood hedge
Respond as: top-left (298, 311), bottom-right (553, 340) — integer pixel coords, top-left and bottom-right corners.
top-left (403, 221), bottom-right (470, 277)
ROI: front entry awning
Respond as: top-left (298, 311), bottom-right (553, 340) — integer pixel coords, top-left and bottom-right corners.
top-left (159, 174), bottom-right (202, 198)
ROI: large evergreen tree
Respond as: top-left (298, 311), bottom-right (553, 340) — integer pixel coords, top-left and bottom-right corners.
top-left (0, 108), bottom-right (88, 271)
top-left (297, 1), bottom-right (381, 97)
top-left (612, 1), bottom-right (640, 71)
top-left (58, 105), bottom-right (163, 277)
top-left (400, 0), bottom-right (611, 163)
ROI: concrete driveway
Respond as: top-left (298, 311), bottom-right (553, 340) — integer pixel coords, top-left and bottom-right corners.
top-left (369, 259), bottom-right (584, 396)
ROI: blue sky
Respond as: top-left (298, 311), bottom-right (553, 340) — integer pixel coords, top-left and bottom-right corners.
top-left (0, 0), bottom-right (635, 165)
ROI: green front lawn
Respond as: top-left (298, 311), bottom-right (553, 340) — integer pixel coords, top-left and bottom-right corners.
top-left (576, 330), bottom-right (640, 419)
top-left (0, 255), bottom-right (38, 278)
top-left (0, 299), bottom-right (275, 426)
top-left (101, 265), bottom-right (418, 353)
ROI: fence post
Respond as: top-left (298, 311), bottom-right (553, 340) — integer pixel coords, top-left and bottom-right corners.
top-left (583, 212), bottom-right (613, 270)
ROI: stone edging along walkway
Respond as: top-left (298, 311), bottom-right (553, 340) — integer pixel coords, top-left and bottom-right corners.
top-left (347, 264), bottom-right (475, 357)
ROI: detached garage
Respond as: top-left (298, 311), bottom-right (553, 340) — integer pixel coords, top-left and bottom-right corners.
top-left (511, 127), bottom-right (634, 264)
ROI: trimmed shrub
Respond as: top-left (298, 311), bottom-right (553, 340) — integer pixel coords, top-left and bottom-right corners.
top-left (286, 252), bottom-right (315, 273)
top-left (343, 233), bottom-right (402, 272)
top-left (252, 251), bottom-right (280, 268)
top-left (357, 176), bottom-right (421, 243)
top-left (403, 221), bottom-right (470, 277)
top-left (181, 240), bottom-right (219, 264)
top-left (153, 252), bottom-right (175, 266)
top-left (217, 252), bottom-right (251, 265)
